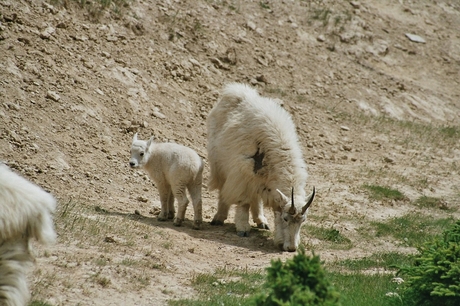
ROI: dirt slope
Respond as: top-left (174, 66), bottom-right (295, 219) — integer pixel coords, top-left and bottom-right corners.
top-left (1, 0), bottom-right (459, 305)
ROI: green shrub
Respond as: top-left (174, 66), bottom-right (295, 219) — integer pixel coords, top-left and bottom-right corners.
top-left (252, 247), bottom-right (340, 305)
top-left (398, 220), bottom-right (460, 306)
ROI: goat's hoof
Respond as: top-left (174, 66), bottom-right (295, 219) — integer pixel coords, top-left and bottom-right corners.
top-left (173, 218), bottom-right (183, 226)
top-left (210, 219), bottom-right (224, 226)
top-left (167, 213), bottom-right (175, 220)
top-left (157, 215), bottom-right (167, 221)
top-left (237, 231), bottom-right (249, 237)
top-left (193, 220), bottom-right (202, 230)
top-left (257, 223), bottom-right (270, 230)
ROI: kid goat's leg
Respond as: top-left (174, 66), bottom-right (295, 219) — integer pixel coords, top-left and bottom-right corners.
top-left (188, 179), bottom-right (203, 230)
top-left (171, 182), bottom-right (189, 227)
top-left (167, 189), bottom-right (175, 219)
top-left (157, 182), bottom-right (172, 221)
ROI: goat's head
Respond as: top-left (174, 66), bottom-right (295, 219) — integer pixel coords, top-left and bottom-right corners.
top-left (273, 187), bottom-right (315, 252)
top-left (129, 133), bottom-right (153, 168)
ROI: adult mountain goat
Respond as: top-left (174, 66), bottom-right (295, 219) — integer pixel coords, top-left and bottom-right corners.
top-left (207, 83), bottom-right (315, 252)
top-left (0, 163), bottom-right (57, 306)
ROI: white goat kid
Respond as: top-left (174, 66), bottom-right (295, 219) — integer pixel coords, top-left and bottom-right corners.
top-left (129, 133), bottom-right (204, 229)
top-left (0, 164), bottom-right (57, 306)
top-left (207, 83), bottom-right (315, 252)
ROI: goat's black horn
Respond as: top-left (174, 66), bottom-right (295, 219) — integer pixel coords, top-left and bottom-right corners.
top-left (301, 187), bottom-right (316, 215)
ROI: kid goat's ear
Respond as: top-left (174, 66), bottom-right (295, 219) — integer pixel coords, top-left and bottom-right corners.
top-left (133, 133), bottom-right (138, 142)
top-left (147, 136), bottom-right (154, 147)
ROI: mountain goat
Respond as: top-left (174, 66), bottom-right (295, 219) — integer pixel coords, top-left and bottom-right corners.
top-left (0, 163), bottom-right (57, 306)
top-left (129, 133), bottom-right (204, 229)
top-left (207, 83), bottom-right (315, 252)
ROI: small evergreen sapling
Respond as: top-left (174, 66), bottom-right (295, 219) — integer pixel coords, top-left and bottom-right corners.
top-left (252, 247), bottom-right (340, 305)
top-left (398, 220), bottom-right (460, 306)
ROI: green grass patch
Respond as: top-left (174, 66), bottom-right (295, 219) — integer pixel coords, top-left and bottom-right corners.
top-left (328, 272), bottom-right (401, 306)
top-left (363, 185), bottom-right (406, 201)
top-left (303, 225), bottom-right (353, 250)
top-left (169, 251), bottom-right (406, 306)
top-left (169, 267), bottom-right (265, 306)
top-left (361, 213), bottom-right (455, 247)
top-left (331, 112), bottom-right (460, 153)
top-left (333, 252), bottom-right (411, 272)
top-left (414, 196), bottom-right (443, 209)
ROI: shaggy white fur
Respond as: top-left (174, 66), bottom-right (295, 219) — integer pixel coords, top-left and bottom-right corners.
top-left (0, 164), bottom-right (56, 306)
top-left (129, 134), bottom-right (204, 229)
top-left (207, 83), bottom-right (315, 252)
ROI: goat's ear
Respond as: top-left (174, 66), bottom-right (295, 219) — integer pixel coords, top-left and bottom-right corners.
top-left (274, 189), bottom-right (289, 207)
top-left (133, 133), bottom-right (138, 142)
top-left (146, 136), bottom-right (154, 147)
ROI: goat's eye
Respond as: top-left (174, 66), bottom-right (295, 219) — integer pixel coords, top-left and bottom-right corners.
top-left (140, 152), bottom-right (144, 157)
top-left (283, 216), bottom-right (288, 222)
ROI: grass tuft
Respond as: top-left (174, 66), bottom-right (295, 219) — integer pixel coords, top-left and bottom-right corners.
top-left (363, 185), bottom-right (406, 201)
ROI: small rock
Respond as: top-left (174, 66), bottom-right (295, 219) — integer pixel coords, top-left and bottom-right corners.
top-left (106, 35), bottom-right (118, 42)
top-left (40, 26), bottom-right (55, 39)
top-left (350, 1), bottom-right (360, 8)
top-left (257, 57), bottom-right (268, 66)
top-left (149, 207), bottom-right (161, 215)
top-left (256, 75), bottom-right (268, 84)
top-left (384, 156), bottom-right (395, 163)
top-left (405, 33), bottom-right (426, 44)
top-left (297, 88), bottom-right (308, 95)
top-left (17, 37), bottom-right (30, 45)
top-left (104, 236), bottom-right (116, 243)
top-left (247, 21), bottom-right (256, 31)
top-left (340, 126), bottom-right (350, 131)
top-left (152, 111), bottom-right (166, 119)
top-left (189, 58), bottom-right (202, 67)
top-left (134, 209), bottom-right (141, 215)
top-left (46, 91), bottom-right (60, 102)
top-left (317, 34), bottom-right (326, 42)
top-left (342, 145), bottom-right (352, 151)
top-left (120, 120), bottom-right (131, 128)
top-left (56, 22), bottom-right (67, 29)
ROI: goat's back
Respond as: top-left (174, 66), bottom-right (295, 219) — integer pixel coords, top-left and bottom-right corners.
top-left (207, 83), bottom-right (307, 204)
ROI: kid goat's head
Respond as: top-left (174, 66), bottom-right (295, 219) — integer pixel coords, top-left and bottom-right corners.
top-left (129, 133), bottom-right (153, 168)
top-left (273, 187), bottom-right (315, 252)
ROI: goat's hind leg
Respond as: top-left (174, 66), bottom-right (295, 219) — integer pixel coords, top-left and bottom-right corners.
top-left (211, 193), bottom-right (230, 226)
top-left (188, 181), bottom-right (203, 230)
top-left (157, 183), bottom-right (172, 221)
top-left (172, 183), bottom-right (189, 227)
top-left (167, 189), bottom-right (175, 219)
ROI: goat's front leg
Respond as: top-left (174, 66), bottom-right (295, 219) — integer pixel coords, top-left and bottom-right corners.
top-left (235, 203), bottom-right (251, 237)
